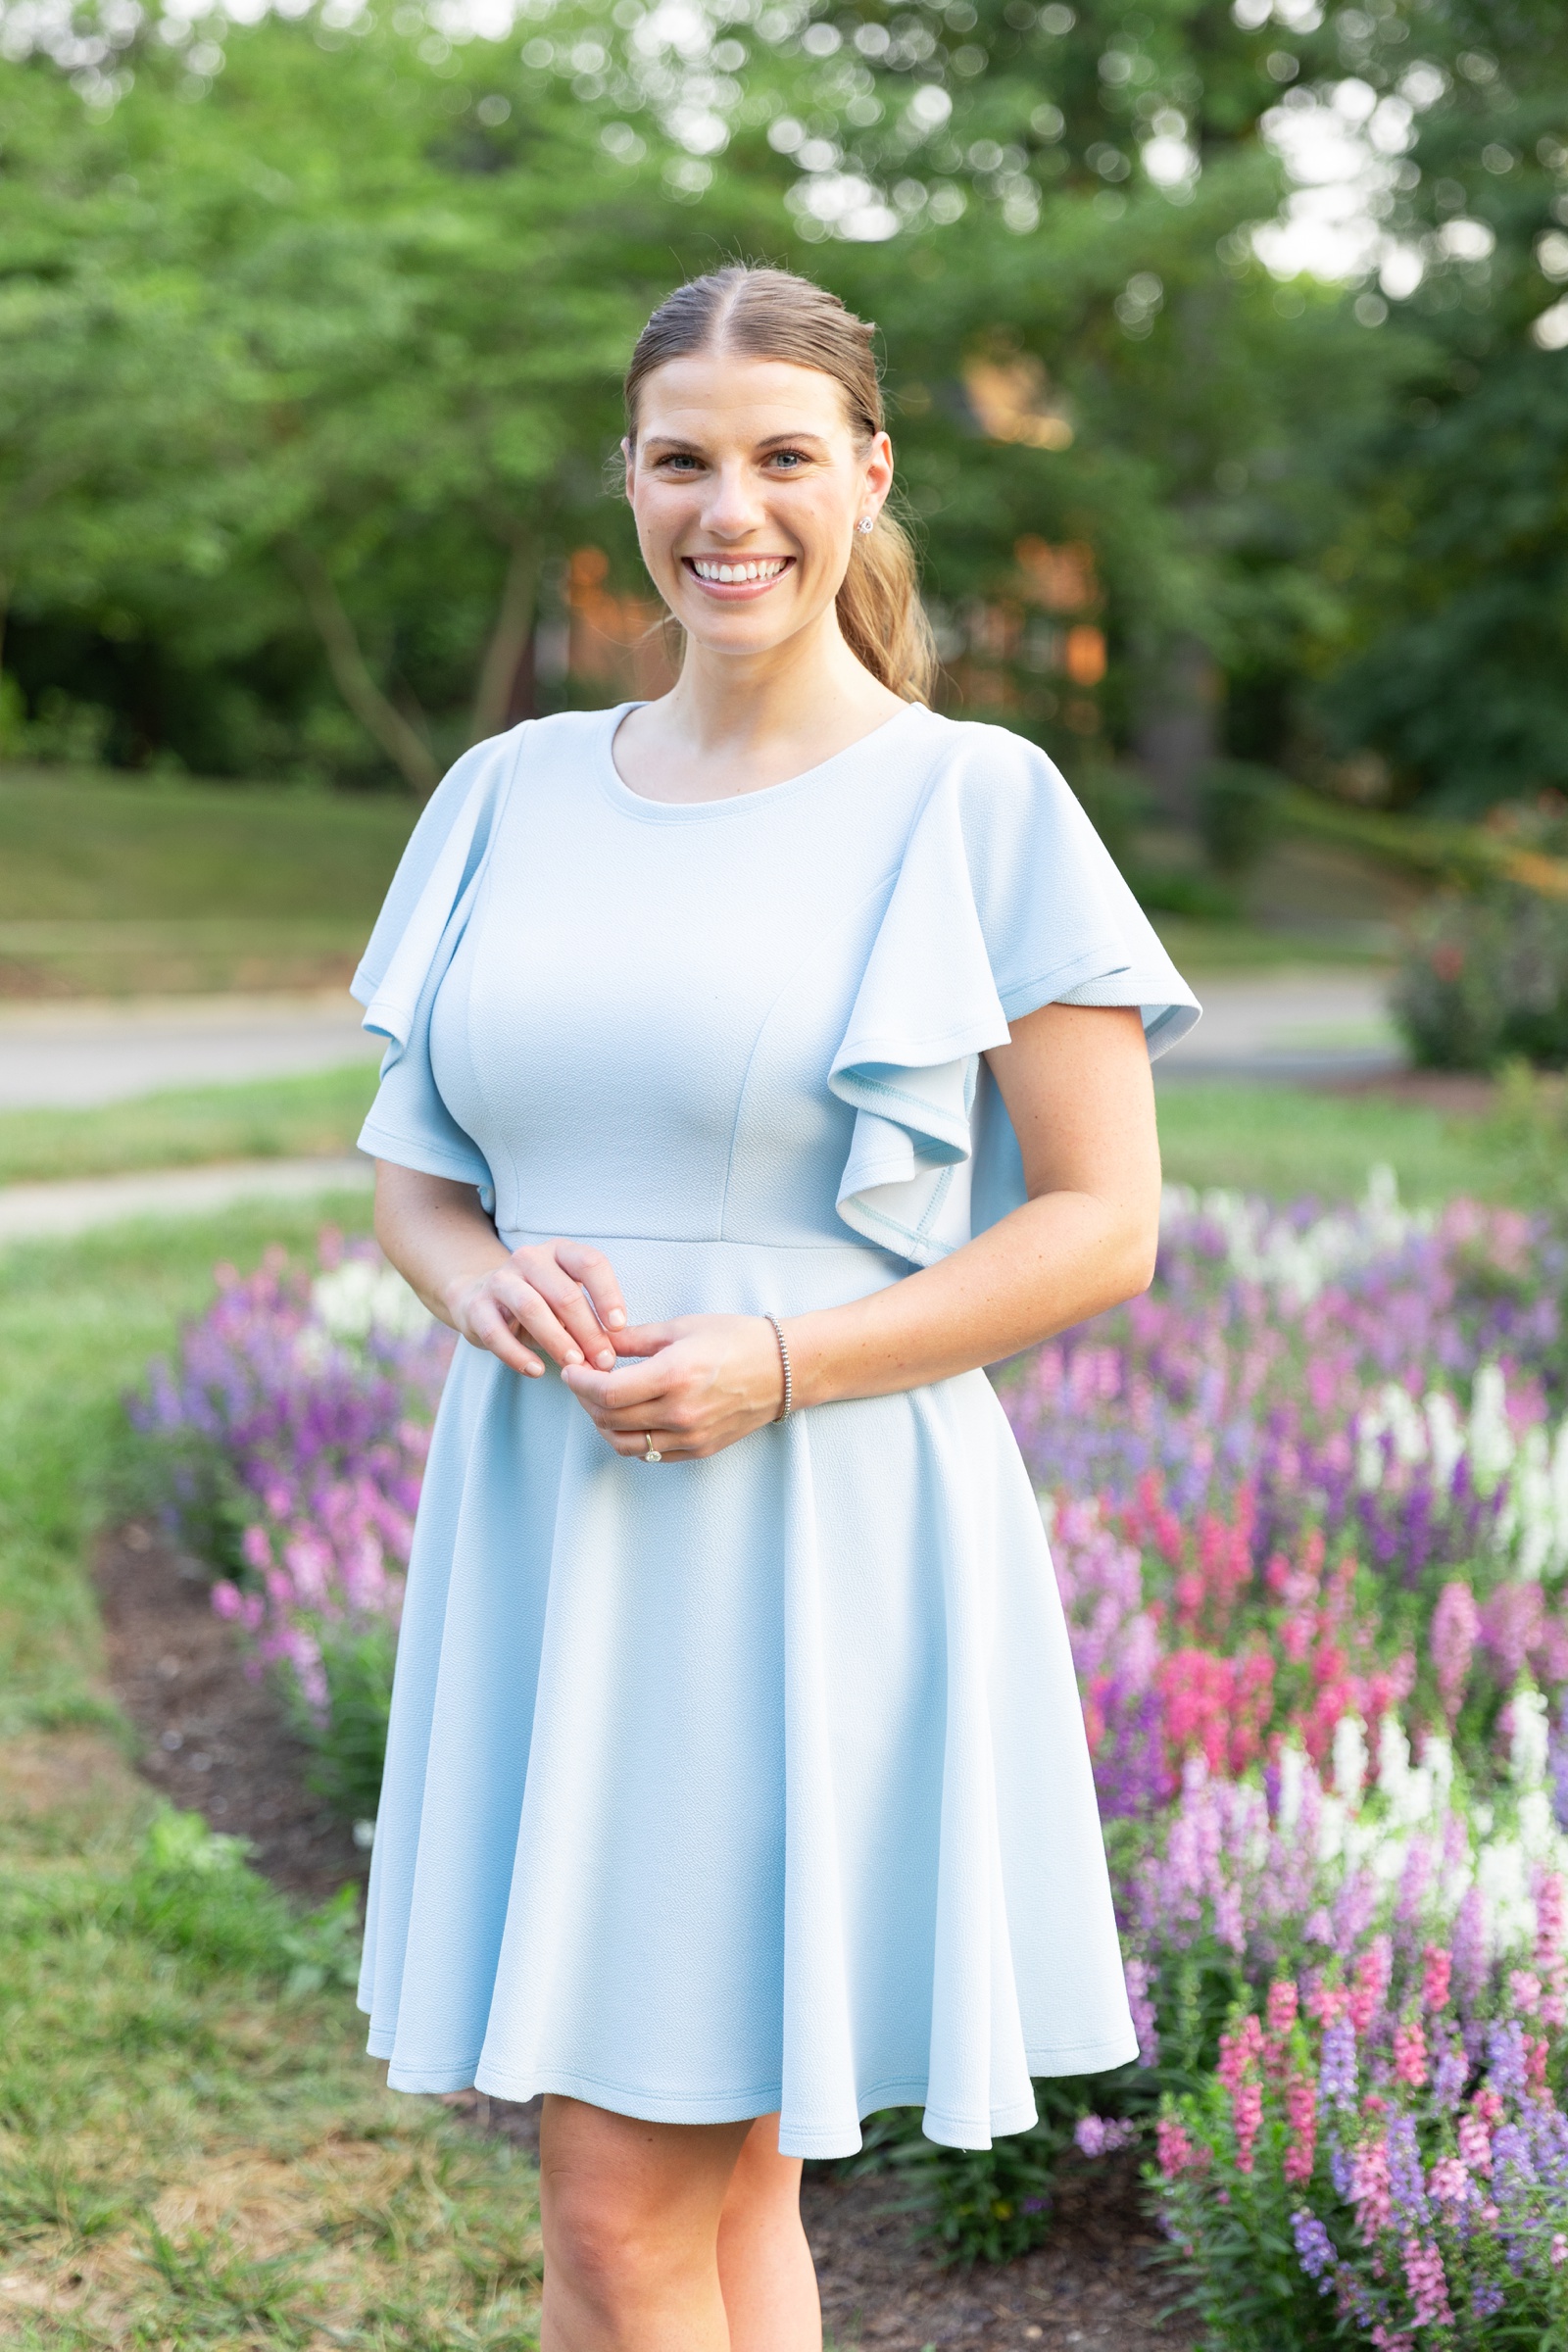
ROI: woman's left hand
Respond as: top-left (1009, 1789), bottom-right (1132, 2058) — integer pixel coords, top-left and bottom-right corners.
top-left (560, 1315), bottom-right (787, 1460)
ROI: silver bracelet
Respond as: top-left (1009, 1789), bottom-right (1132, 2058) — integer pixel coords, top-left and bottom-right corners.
top-left (763, 1313), bottom-right (792, 1421)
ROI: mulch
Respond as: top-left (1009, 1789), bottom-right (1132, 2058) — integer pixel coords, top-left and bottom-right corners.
top-left (1319, 1068), bottom-right (1500, 1117)
top-left (93, 1519), bottom-right (1192, 2352)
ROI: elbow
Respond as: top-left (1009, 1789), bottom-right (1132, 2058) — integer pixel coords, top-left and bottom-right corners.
top-left (1109, 1202), bottom-right (1161, 1305)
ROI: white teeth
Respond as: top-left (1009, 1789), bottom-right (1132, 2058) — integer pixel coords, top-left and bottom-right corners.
top-left (692, 559), bottom-right (787, 583)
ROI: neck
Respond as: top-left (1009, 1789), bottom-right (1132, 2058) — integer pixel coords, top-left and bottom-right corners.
top-left (660, 606), bottom-right (893, 759)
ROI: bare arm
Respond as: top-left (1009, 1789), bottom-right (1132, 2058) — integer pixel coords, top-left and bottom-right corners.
top-left (373, 1164), bottom-right (628, 1377)
top-left (564, 1003), bottom-right (1161, 1454)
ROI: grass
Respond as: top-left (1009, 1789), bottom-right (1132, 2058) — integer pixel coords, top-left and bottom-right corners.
top-left (0, 1196), bottom-right (546, 2348)
top-left (0, 767), bottom-right (416, 995)
top-left (0, 1064), bottom-right (380, 1187)
top-left (1155, 1079), bottom-right (1563, 1211)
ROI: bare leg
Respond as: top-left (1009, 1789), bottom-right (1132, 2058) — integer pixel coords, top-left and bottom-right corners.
top-left (538, 2095), bottom-right (751, 2351)
top-left (717, 2113), bottom-right (821, 2352)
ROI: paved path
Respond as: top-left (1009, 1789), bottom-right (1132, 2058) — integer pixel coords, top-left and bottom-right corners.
top-left (0, 1155), bottom-right (372, 1244)
top-left (1159, 968), bottom-right (1401, 1081)
top-left (0, 992), bottom-right (377, 1110)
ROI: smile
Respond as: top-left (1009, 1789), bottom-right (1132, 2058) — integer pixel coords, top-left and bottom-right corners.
top-left (682, 556), bottom-right (795, 593)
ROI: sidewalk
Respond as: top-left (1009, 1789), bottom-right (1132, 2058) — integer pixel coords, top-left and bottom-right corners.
top-left (1158, 967), bottom-right (1401, 1081)
top-left (0, 992), bottom-right (378, 1110)
top-left (0, 1155), bottom-right (371, 1244)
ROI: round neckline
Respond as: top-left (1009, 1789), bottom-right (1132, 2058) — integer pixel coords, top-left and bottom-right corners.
top-left (595, 699), bottom-right (930, 822)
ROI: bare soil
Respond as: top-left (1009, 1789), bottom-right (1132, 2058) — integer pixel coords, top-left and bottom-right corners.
top-left (94, 1521), bottom-right (1192, 2352)
top-left (94, 1517), bottom-right (368, 1904)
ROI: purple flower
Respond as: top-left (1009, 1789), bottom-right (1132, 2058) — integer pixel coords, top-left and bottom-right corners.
top-left (1320, 2015), bottom-right (1358, 2111)
top-left (1292, 2208), bottom-right (1338, 2292)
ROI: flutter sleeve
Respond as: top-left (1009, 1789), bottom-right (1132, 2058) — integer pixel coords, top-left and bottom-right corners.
top-left (349, 728), bottom-right (524, 1209)
top-left (828, 721), bottom-right (1200, 1267)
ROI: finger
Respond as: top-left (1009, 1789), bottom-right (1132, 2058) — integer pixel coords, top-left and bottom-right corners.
top-left (561, 1355), bottom-right (676, 1413)
top-left (552, 1241), bottom-right (629, 1341)
top-left (610, 1320), bottom-right (680, 1357)
top-left (487, 1273), bottom-right (585, 1371)
top-left (466, 1296), bottom-right (547, 1379)
top-left (521, 1260), bottom-right (619, 1370)
top-left (606, 1427), bottom-right (686, 1460)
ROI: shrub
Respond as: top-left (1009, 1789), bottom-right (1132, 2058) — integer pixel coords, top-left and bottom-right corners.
top-left (126, 1804), bottom-right (362, 1991)
top-left (1394, 887), bottom-right (1568, 1071)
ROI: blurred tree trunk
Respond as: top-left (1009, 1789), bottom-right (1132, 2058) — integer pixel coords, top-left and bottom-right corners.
top-left (1133, 636), bottom-right (1222, 826)
top-left (282, 539), bottom-right (439, 796)
top-left (469, 531), bottom-right (539, 745)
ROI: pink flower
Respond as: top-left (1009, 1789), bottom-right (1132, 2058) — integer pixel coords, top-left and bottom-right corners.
top-left (1349, 1937), bottom-right (1392, 2036)
top-left (1509, 1969), bottom-right (1543, 2016)
top-left (1232, 2078), bottom-right (1263, 2175)
top-left (1551, 2234), bottom-right (1568, 2267)
top-left (1400, 2236), bottom-right (1452, 2329)
top-left (1155, 2115), bottom-right (1208, 2178)
top-left (1426, 2157), bottom-right (1469, 2209)
top-left (1457, 2111), bottom-right (1493, 2176)
top-left (1430, 1580), bottom-right (1479, 1725)
top-left (1267, 1977), bottom-right (1299, 2041)
top-left (1217, 2012), bottom-right (1265, 2092)
top-left (239, 1523), bottom-right (272, 1573)
top-left (1349, 2135), bottom-right (1393, 2233)
top-left (1283, 2069), bottom-right (1316, 2185)
top-left (1393, 2012), bottom-right (1427, 2089)
top-left (210, 1580), bottom-right (242, 1621)
top-left (1421, 1943), bottom-right (1451, 2013)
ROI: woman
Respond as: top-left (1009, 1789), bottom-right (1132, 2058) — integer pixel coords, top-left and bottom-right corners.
top-left (353, 265), bottom-right (1199, 2349)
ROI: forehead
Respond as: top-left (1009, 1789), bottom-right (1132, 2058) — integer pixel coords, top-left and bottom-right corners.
top-left (634, 351), bottom-right (853, 444)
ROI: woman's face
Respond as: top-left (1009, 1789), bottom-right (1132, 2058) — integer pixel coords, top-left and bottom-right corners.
top-left (624, 350), bottom-right (894, 660)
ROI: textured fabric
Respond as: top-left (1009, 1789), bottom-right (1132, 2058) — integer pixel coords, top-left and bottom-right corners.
top-left (353, 700), bottom-right (1200, 2157)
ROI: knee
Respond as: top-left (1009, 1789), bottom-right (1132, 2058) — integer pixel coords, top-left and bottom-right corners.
top-left (543, 2180), bottom-right (683, 2316)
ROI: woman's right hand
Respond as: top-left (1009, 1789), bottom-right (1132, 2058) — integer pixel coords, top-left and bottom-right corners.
top-left (442, 1239), bottom-right (630, 1379)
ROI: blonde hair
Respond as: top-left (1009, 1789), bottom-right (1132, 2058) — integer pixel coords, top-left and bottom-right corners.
top-left (624, 266), bottom-right (937, 705)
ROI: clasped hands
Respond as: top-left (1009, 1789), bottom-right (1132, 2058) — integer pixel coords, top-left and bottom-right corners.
top-left (441, 1238), bottom-right (787, 1461)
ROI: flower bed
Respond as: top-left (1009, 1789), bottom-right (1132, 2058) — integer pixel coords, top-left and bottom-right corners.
top-left (135, 1173), bottom-right (1568, 2319)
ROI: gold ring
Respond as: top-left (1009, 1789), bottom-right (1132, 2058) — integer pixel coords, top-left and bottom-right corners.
top-left (643, 1434), bottom-right (662, 1463)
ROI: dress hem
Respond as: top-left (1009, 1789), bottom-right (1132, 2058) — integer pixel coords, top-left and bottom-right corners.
top-left (363, 2027), bottom-right (1142, 2150)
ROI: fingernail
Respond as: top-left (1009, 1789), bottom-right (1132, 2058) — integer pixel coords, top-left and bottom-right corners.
top-left (608, 1309), bottom-right (626, 1328)
top-left (596, 1349), bottom-right (614, 1369)
top-left (565, 1349), bottom-right (583, 1366)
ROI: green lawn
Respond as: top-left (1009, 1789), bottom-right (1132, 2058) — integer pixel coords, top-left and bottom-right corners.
top-left (0, 1197), bottom-right (546, 2348)
top-left (0, 767), bottom-right (416, 995)
top-left (1154, 1080), bottom-right (1559, 1210)
top-left (0, 1063), bottom-right (379, 1187)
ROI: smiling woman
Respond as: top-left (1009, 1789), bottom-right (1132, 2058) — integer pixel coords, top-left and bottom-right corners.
top-left (352, 265), bottom-right (1200, 2350)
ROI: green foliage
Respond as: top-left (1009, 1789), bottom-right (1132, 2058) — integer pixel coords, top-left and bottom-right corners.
top-left (300, 1623), bottom-right (397, 1826)
top-left (1196, 760), bottom-right (1287, 879)
top-left (1393, 886), bottom-right (1568, 1069)
top-left (125, 1804), bottom-right (362, 1992)
top-left (1153, 2085), bottom-right (1345, 2352)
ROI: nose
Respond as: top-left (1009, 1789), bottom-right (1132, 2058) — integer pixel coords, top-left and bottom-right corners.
top-left (701, 459), bottom-right (766, 543)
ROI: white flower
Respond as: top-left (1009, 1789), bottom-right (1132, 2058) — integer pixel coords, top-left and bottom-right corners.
top-left (312, 1260), bottom-right (431, 1342)
top-left (1333, 1714), bottom-right (1367, 1805)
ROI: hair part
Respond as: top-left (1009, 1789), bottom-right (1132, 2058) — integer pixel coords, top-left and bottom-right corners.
top-left (624, 265), bottom-right (937, 706)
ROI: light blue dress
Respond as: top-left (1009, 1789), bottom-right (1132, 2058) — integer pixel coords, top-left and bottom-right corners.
top-left (352, 700), bottom-right (1199, 2158)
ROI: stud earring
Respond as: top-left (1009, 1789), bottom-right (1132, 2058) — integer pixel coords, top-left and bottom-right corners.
top-left (856, 516), bottom-right (875, 535)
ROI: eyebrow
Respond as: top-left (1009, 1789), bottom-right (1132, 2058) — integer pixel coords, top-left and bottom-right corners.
top-left (641, 431), bottom-right (832, 456)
